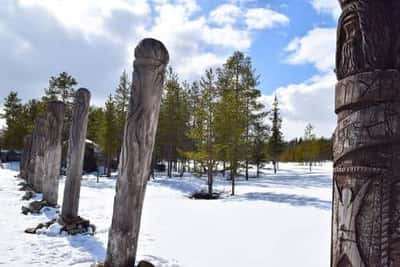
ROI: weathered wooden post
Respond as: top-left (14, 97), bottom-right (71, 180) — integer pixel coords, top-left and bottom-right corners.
top-left (20, 135), bottom-right (32, 180)
top-left (331, 1), bottom-right (400, 266)
top-left (32, 115), bottom-right (48, 192)
top-left (60, 88), bottom-right (90, 225)
top-left (42, 101), bottom-right (65, 206)
top-left (105, 38), bottom-right (169, 267)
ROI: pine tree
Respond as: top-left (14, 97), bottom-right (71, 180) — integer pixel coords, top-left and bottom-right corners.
top-left (186, 69), bottom-right (218, 195)
top-left (114, 70), bottom-right (131, 160)
top-left (44, 72), bottom-right (77, 104)
top-left (215, 51), bottom-right (260, 194)
top-left (87, 106), bottom-right (104, 144)
top-left (157, 68), bottom-right (190, 177)
top-left (268, 95), bottom-right (284, 174)
top-left (43, 72), bottom-right (78, 142)
top-left (1, 92), bottom-right (27, 149)
top-left (100, 95), bottom-right (118, 177)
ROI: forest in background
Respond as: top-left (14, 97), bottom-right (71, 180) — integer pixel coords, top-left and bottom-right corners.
top-left (0, 51), bottom-right (332, 194)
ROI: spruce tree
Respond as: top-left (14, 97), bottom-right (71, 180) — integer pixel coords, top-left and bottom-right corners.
top-left (268, 95), bottom-right (284, 174)
top-left (303, 123), bottom-right (317, 172)
top-left (251, 120), bottom-right (269, 177)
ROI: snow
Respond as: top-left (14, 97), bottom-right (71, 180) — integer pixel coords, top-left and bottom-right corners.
top-left (0, 162), bottom-right (333, 267)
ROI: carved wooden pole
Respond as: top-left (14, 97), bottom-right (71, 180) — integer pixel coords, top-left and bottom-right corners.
top-left (32, 115), bottom-right (48, 192)
top-left (61, 88), bottom-right (90, 222)
top-left (105, 38), bottom-right (169, 267)
top-left (42, 101), bottom-right (65, 206)
top-left (331, 1), bottom-right (400, 266)
top-left (20, 134), bottom-right (32, 180)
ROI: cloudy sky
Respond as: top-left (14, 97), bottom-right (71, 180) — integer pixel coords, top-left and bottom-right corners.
top-left (0, 0), bottom-right (340, 140)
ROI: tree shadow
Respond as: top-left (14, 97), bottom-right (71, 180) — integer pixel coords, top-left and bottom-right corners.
top-left (239, 172), bottom-right (332, 189)
top-left (228, 191), bottom-right (331, 210)
top-left (140, 255), bottom-right (180, 267)
top-left (67, 234), bottom-right (106, 263)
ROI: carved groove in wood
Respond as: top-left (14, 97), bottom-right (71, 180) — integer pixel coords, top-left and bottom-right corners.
top-left (105, 38), bottom-right (169, 267)
top-left (332, 1), bottom-right (400, 266)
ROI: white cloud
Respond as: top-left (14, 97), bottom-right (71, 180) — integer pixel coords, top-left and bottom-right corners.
top-left (19, 0), bottom-right (150, 39)
top-left (285, 27), bottom-right (336, 72)
top-left (0, 0), bottom-right (289, 109)
top-left (267, 26), bottom-right (337, 139)
top-left (262, 73), bottom-right (336, 140)
top-left (245, 8), bottom-right (289, 30)
top-left (209, 4), bottom-right (242, 25)
top-left (310, 0), bottom-right (341, 20)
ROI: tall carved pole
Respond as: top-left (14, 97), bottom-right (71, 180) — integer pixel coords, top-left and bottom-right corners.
top-left (61, 88), bottom-right (90, 222)
top-left (105, 38), bottom-right (169, 267)
top-left (332, 1), bottom-right (400, 266)
top-left (32, 115), bottom-right (48, 192)
top-left (42, 101), bottom-right (65, 206)
top-left (20, 134), bottom-right (32, 180)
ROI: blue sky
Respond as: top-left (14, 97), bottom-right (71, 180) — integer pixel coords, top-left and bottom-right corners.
top-left (0, 0), bottom-right (340, 139)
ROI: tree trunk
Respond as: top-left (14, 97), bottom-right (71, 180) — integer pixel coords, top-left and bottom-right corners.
top-left (42, 101), bottom-right (65, 206)
top-left (230, 161), bottom-right (235, 196)
top-left (273, 160), bottom-right (277, 174)
top-left (105, 38), bottom-right (168, 267)
top-left (167, 160), bottom-right (172, 177)
top-left (331, 1), bottom-right (400, 266)
top-left (256, 162), bottom-right (260, 178)
top-left (61, 88), bottom-right (90, 221)
top-left (207, 163), bottom-right (213, 196)
top-left (222, 161), bottom-right (225, 177)
top-left (245, 160), bottom-right (249, 180)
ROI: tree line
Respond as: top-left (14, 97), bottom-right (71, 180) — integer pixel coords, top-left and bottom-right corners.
top-left (0, 51), bottom-right (332, 196)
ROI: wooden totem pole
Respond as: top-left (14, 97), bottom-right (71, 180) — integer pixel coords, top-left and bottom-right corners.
top-left (42, 101), bottom-right (65, 206)
top-left (105, 38), bottom-right (169, 267)
top-left (20, 134), bottom-right (32, 180)
top-left (61, 88), bottom-right (90, 222)
top-left (31, 115), bottom-right (48, 192)
top-left (332, 0), bottom-right (400, 266)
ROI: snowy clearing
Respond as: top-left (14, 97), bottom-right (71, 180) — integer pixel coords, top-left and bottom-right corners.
top-left (0, 162), bottom-right (332, 267)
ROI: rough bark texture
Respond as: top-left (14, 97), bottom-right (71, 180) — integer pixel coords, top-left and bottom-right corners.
top-left (31, 115), bottom-right (48, 192)
top-left (331, 1), bottom-right (400, 266)
top-left (105, 38), bottom-right (169, 267)
top-left (20, 135), bottom-right (32, 180)
top-left (61, 88), bottom-right (91, 221)
top-left (42, 101), bottom-right (65, 206)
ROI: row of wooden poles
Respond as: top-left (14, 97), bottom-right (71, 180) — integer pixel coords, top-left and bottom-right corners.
top-left (19, 38), bottom-right (169, 267)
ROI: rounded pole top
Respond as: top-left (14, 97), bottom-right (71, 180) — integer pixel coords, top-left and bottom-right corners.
top-left (134, 38), bottom-right (169, 65)
top-left (76, 87), bottom-right (91, 97)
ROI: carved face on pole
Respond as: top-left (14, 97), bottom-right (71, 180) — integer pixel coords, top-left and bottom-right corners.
top-left (338, 12), bottom-right (363, 79)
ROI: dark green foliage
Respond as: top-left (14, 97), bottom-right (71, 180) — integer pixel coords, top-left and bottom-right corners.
top-left (114, 70), bottom-right (130, 158)
top-left (100, 95), bottom-right (119, 176)
top-left (268, 95), bottom-right (284, 174)
top-left (1, 92), bottom-right (45, 149)
top-left (156, 67), bottom-right (191, 177)
top-left (87, 106), bottom-right (104, 144)
top-left (43, 72), bottom-right (78, 142)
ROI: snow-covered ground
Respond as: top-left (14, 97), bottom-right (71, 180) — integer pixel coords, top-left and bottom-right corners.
top-left (0, 162), bottom-right (332, 267)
